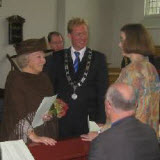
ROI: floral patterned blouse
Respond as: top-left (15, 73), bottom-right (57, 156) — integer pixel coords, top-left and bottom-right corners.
top-left (116, 58), bottom-right (160, 136)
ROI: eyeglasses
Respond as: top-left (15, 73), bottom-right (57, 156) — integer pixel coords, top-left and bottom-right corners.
top-left (51, 41), bottom-right (63, 45)
top-left (72, 32), bottom-right (88, 37)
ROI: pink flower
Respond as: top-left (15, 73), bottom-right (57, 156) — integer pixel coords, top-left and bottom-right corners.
top-left (49, 99), bottom-right (68, 118)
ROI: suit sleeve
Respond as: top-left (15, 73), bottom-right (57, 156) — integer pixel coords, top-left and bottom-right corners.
top-left (88, 136), bottom-right (106, 160)
top-left (43, 54), bottom-right (57, 92)
top-left (95, 53), bottom-right (108, 123)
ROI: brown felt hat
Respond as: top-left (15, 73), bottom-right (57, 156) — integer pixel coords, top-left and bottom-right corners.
top-left (14, 37), bottom-right (47, 56)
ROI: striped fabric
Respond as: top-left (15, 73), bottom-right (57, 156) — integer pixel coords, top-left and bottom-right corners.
top-left (73, 52), bottom-right (80, 72)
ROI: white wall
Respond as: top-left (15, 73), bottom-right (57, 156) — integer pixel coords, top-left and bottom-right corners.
top-left (110, 0), bottom-right (145, 67)
top-left (110, 0), bottom-right (160, 67)
top-left (0, 0), bottom-right (57, 88)
top-left (0, 0), bottom-right (159, 88)
top-left (61, 0), bottom-right (113, 60)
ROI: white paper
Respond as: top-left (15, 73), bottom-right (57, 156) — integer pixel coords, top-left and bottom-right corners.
top-left (32, 95), bottom-right (57, 128)
top-left (0, 140), bottom-right (34, 160)
top-left (88, 116), bottom-right (100, 132)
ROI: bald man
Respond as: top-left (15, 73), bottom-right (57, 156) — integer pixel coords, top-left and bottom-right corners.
top-left (89, 83), bottom-right (160, 160)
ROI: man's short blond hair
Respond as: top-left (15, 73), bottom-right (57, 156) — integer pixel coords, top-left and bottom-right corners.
top-left (67, 17), bottom-right (88, 33)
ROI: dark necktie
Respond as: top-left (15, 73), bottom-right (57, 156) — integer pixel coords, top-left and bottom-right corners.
top-left (73, 51), bottom-right (80, 72)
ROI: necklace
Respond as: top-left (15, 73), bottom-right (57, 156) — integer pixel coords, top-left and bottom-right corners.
top-left (64, 49), bottom-right (92, 100)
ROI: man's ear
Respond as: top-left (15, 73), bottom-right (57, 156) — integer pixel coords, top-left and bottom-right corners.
top-left (105, 100), bottom-right (112, 111)
top-left (105, 100), bottom-right (112, 118)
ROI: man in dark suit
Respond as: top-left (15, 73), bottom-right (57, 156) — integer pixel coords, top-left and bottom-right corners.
top-left (89, 83), bottom-right (160, 160)
top-left (44, 17), bottom-right (108, 138)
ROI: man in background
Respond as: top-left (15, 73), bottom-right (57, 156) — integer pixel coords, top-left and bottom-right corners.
top-left (89, 83), bottom-right (160, 160)
top-left (47, 31), bottom-right (64, 52)
top-left (44, 17), bottom-right (108, 138)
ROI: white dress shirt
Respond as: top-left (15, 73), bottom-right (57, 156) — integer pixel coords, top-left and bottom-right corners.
top-left (71, 46), bottom-right (86, 63)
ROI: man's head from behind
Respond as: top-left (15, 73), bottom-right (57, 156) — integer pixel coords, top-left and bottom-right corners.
top-left (105, 83), bottom-right (137, 122)
top-left (47, 31), bottom-right (64, 51)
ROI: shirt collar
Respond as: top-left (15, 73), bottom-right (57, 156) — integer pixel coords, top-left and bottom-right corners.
top-left (71, 46), bottom-right (86, 62)
top-left (111, 116), bottom-right (134, 127)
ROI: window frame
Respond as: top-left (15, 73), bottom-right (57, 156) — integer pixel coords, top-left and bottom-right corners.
top-left (144, 0), bottom-right (160, 17)
top-left (142, 0), bottom-right (160, 29)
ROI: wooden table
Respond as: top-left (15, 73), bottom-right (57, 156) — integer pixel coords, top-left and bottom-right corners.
top-left (28, 137), bottom-right (90, 160)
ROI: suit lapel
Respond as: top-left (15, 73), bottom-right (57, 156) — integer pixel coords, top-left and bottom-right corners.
top-left (66, 48), bottom-right (75, 80)
top-left (78, 48), bottom-right (89, 70)
top-left (76, 48), bottom-right (90, 81)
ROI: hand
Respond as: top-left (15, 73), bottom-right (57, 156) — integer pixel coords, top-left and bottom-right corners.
top-left (28, 131), bottom-right (57, 146)
top-left (42, 112), bottom-right (53, 122)
top-left (97, 123), bottom-right (105, 127)
top-left (81, 131), bottom-right (98, 141)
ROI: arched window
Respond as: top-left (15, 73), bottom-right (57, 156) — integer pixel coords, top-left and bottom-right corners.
top-left (145, 0), bottom-right (160, 16)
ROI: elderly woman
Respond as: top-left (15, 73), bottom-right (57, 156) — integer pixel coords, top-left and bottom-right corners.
top-left (0, 38), bottom-right (57, 145)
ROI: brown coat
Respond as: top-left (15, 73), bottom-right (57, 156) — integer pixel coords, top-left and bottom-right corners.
top-left (0, 71), bottom-right (58, 143)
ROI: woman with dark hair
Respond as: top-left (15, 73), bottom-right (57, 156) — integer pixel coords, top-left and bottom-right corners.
top-left (81, 24), bottom-right (160, 142)
top-left (117, 24), bottom-right (160, 136)
top-left (0, 38), bottom-right (58, 145)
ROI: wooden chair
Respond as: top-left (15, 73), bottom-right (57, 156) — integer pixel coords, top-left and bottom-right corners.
top-left (108, 68), bottom-right (121, 85)
top-left (6, 54), bottom-right (21, 71)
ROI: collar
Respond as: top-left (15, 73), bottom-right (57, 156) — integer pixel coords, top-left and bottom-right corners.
top-left (111, 116), bottom-right (134, 127)
top-left (71, 46), bottom-right (86, 62)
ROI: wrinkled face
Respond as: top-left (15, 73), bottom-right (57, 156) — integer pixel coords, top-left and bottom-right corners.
top-left (68, 24), bottom-right (88, 51)
top-left (119, 31), bottom-right (128, 57)
top-left (27, 51), bottom-right (46, 74)
top-left (49, 35), bottom-right (64, 51)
